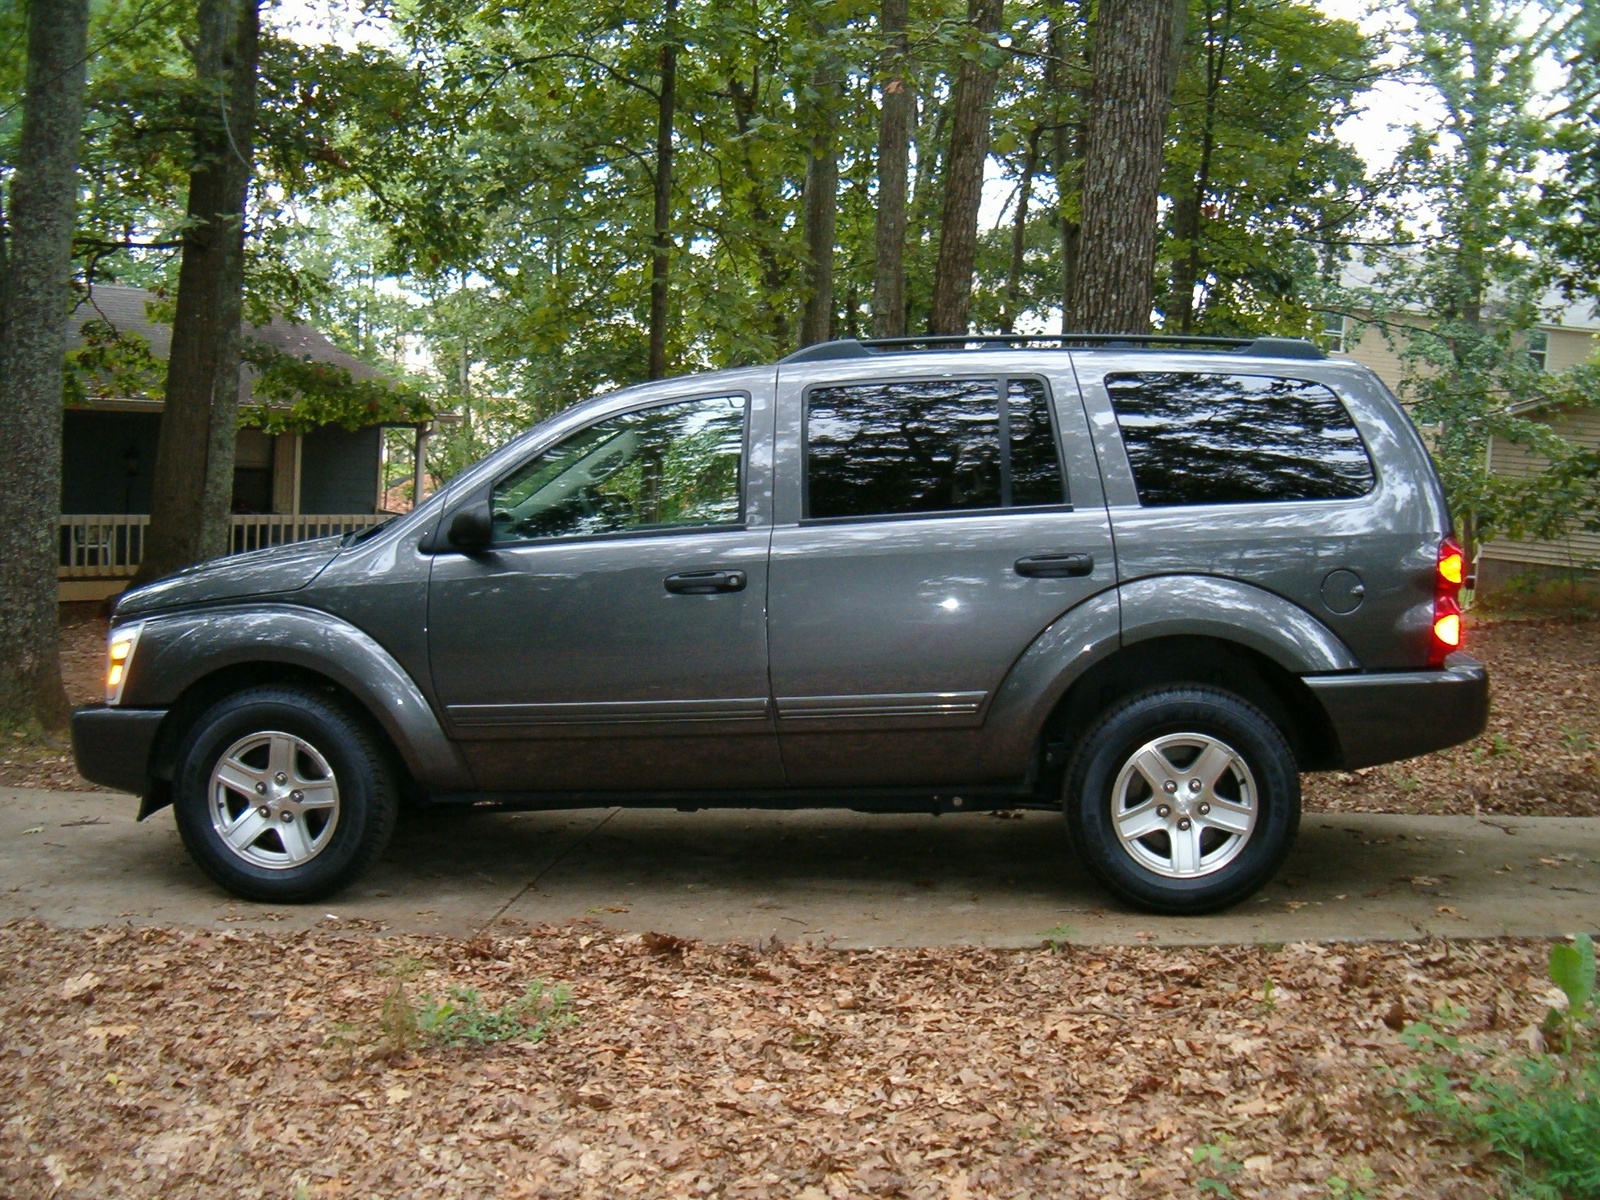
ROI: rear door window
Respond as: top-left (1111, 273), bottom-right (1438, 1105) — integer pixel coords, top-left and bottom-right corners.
top-left (1105, 372), bottom-right (1375, 506)
top-left (804, 377), bottom-right (1066, 520)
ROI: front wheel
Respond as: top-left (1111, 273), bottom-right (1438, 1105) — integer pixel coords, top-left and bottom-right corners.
top-left (1064, 687), bottom-right (1299, 914)
top-left (172, 686), bottom-right (399, 902)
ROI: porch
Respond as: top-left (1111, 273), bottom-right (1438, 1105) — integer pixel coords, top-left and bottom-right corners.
top-left (58, 512), bottom-right (389, 602)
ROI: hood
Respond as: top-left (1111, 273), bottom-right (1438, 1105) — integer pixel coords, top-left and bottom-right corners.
top-left (114, 535), bottom-right (344, 618)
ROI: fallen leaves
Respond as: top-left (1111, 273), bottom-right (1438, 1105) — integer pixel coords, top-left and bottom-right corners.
top-left (0, 920), bottom-right (1555, 1199)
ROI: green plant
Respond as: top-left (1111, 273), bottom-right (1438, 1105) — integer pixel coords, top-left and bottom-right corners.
top-left (1038, 923), bottom-right (1077, 950)
top-left (1192, 1141), bottom-right (1242, 1198)
top-left (1560, 727), bottom-right (1594, 755)
top-left (1325, 1165), bottom-right (1376, 1199)
top-left (415, 981), bottom-right (574, 1048)
top-left (1258, 976), bottom-right (1278, 1016)
top-left (1397, 934), bottom-right (1600, 1199)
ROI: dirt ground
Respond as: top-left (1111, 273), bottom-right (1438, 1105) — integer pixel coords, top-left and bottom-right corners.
top-left (10, 611), bottom-right (1596, 818)
top-left (0, 919), bottom-right (1567, 1200)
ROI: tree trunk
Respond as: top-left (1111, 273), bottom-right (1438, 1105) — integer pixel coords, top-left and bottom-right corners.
top-left (871, 0), bottom-right (913, 338)
top-left (135, 0), bottom-right (260, 585)
top-left (1000, 127), bottom-right (1042, 335)
top-left (928, 0), bottom-right (1004, 336)
top-left (728, 74), bottom-right (792, 353)
top-left (0, 0), bottom-right (89, 730)
top-left (1067, 0), bottom-right (1185, 334)
top-left (1169, 0), bottom-right (1229, 333)
top-left (647, 0), bottom-right (678, 379)
top-left (1044, 0), bottom-right (1086, 332)
top-left (799, 27), bottom-right (843, 348)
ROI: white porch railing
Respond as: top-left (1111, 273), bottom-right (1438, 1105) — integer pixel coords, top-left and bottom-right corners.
top-left (59, 513), bottom-right (389, 579)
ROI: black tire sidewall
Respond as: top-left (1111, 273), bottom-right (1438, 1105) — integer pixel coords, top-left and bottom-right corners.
top-left (172, 688), bottom-right (396, 902)
top-left (1065, 687), bottom-right (1300, 914)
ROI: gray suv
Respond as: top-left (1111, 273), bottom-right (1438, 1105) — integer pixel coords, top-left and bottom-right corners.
top-left (72, 334), bottom-right (1489, 914)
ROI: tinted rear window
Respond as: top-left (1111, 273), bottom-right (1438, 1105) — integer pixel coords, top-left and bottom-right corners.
top-left (805, 377), bottom-right (1065, 520)
top-left (1106, 372), bottom-right (1375, 506)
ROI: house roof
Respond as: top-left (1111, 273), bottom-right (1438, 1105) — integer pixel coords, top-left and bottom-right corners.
top-left (1338, 256), bottom-right (1600, 333)
top-left (69, 283), bottom-right (388, 406)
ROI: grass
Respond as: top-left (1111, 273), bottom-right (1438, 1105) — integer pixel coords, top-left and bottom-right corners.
top-left (379, 979), bottom-right (574, 1055)
top-left (1398, 933), bottom-right (1600, 1199)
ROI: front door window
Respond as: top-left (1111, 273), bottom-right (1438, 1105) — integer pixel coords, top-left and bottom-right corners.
top-left (491, 394), bottom-right (745, 543)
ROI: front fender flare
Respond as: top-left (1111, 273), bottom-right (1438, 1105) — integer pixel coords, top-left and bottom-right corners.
top-left (122, 604), bottom-right (473, 791)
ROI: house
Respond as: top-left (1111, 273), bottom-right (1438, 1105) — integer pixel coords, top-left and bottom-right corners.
top-left (1321, 298), bottom-right (1600, 590)
top-left (59, 284), bottom-right (433, 601)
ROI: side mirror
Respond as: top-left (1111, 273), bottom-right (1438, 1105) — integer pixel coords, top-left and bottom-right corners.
top-left (447, 503), bottom-right (493, 551)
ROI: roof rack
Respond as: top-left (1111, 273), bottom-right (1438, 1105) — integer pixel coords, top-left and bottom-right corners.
top-left (780, 333), bottom-right (1325, 364)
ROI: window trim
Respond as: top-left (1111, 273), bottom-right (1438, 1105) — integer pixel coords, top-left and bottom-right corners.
top-left (798, 374), bottom-right (1072, 525)
top-left (1528, 329), bottom-right (1549, 373)
top-left (1104, 370), bottom-right (1378, 509)
top-left (486, 391), bottom-right (752, 548)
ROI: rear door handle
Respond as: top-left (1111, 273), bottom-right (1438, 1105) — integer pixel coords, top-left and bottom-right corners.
top-left (664, 569), bottom-right (748, 595)
top-left (1014, 553), bottom-right (1095, 578)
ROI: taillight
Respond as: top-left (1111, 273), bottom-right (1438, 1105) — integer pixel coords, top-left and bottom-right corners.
top-left (1430, 537), bottom-right (1465, 666)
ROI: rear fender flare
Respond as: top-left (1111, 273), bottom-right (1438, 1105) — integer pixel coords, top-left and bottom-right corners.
top-left (1118, 575), bottom-right (1358, 674)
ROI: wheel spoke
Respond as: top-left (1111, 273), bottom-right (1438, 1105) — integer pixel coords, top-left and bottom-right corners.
top-left (296, 779), bottom-right (337, 810)
top-left (1201, 797), bottom-right (1253, 835)
top-left (221, 808), bottom-right (271, 854)
top-left (277, 816), bottom-right (313, 864)
top-left (214, 758), bottom-right (264, 799)
top-left (1189, 741), bottom-right (1236, 791)
top-left (1170, 822), bottom-right (1202, 874)
top-left (1117, 801), bottom-right (1166, 841)
top-left (267, 734), bottom-right (297, 783)
top-left (1132, 748), bottom-right (1180, 795)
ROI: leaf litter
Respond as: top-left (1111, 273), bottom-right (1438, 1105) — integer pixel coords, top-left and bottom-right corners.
top-left (0, 919), bottom-right (1565, 1199)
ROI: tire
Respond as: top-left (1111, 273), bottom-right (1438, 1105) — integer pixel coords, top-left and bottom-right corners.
top-left (1063, 686), bottom-right (1299, 915)
top-left (171, 686), bottom-right (399, 903)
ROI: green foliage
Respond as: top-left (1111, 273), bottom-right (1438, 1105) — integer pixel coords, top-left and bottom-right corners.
top-left (379, 979), bottom-right (574, 1054)
top-left (416, 982), bottom-right (575, 1048)
top-left (1397, 934), bottom-right (1600, 1199)
top-left (1191, 1140), bottom-right (1242, 1197)
top-left (1037, 922), bottom-right (1077, 950)
top-left (61, 319), bottom-right (165, 405)
top-left (240, 338), bottom-right (434, 433)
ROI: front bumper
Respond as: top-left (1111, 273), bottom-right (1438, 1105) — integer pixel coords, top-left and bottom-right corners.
top-left (71, 705), bottom-right (167, 795)
top-left (1304, 653), bottom-right (1489, 770)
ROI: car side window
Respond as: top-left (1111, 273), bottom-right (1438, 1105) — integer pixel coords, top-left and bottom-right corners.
top-left (1105, 372), bottom-right (1375, 506)
top-left (491, 394), bottom-right (745, 542)
top-left (804, 377), bottom-right (1067, 521)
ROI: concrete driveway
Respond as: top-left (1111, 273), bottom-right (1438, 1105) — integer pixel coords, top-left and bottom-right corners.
top-left (3, 786), bottom-right (1596, 946)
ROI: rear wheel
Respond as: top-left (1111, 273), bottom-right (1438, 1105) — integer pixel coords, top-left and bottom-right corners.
top-left (1064, 687), bottom-right (1299, 914)
top-left (172, 686), bottom-right (398, 902)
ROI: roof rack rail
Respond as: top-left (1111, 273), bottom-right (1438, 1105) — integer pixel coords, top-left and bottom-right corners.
top-left (780, 333), bottom-right (1325, 364)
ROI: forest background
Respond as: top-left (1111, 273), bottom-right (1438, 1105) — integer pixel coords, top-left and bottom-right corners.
top-left (1, 0), bottom-right (1599, 727)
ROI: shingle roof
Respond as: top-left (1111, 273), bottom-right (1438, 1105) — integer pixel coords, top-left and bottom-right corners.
top-left (69, 283), bottom-right (387, 405)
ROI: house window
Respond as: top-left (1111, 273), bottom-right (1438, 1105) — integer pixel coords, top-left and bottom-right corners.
top-left (1528, 329), bottom-right (1548, 372)
top-left (1322, 313), bottom-right (1349, 354)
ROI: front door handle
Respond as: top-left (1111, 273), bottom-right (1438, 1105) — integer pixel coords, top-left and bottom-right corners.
top-left (664, 569), bottom-right (748, 595)
top-left (1014, 553), bottom-right (1095, 579)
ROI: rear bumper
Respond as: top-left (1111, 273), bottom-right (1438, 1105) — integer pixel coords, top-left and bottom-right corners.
top-left (1304, 654), bottom-right (1489, 770)
top-left (71, 705), bottom-right (167, 795)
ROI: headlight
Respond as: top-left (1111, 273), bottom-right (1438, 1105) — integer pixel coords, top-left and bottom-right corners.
top-left (105, 623), bottom-right (143, 705)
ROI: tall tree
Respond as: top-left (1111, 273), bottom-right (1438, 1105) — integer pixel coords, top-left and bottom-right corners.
top-left (134, 0), bottom-right (261, 584)
top-left (647, 0), bottom-right (678, 379)
top-left (0, 0), bottom-right (89, 730)
top-left (799, 16), bottom-right (843, 348)
top-left (870, 0), bottom-right (912, 338)
top-left (928, 0), bottom-right (1003, 335)
top-left (1068, 0), bottom-right (1184, 332)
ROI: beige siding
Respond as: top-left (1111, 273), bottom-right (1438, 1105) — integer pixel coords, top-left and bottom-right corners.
top-left (1545, 327), bottom-right (1600, 372)
top-left (1331, 320), bottom-right (1413, 395)
top-left (1481, 405), bottom-right (1600, 571)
